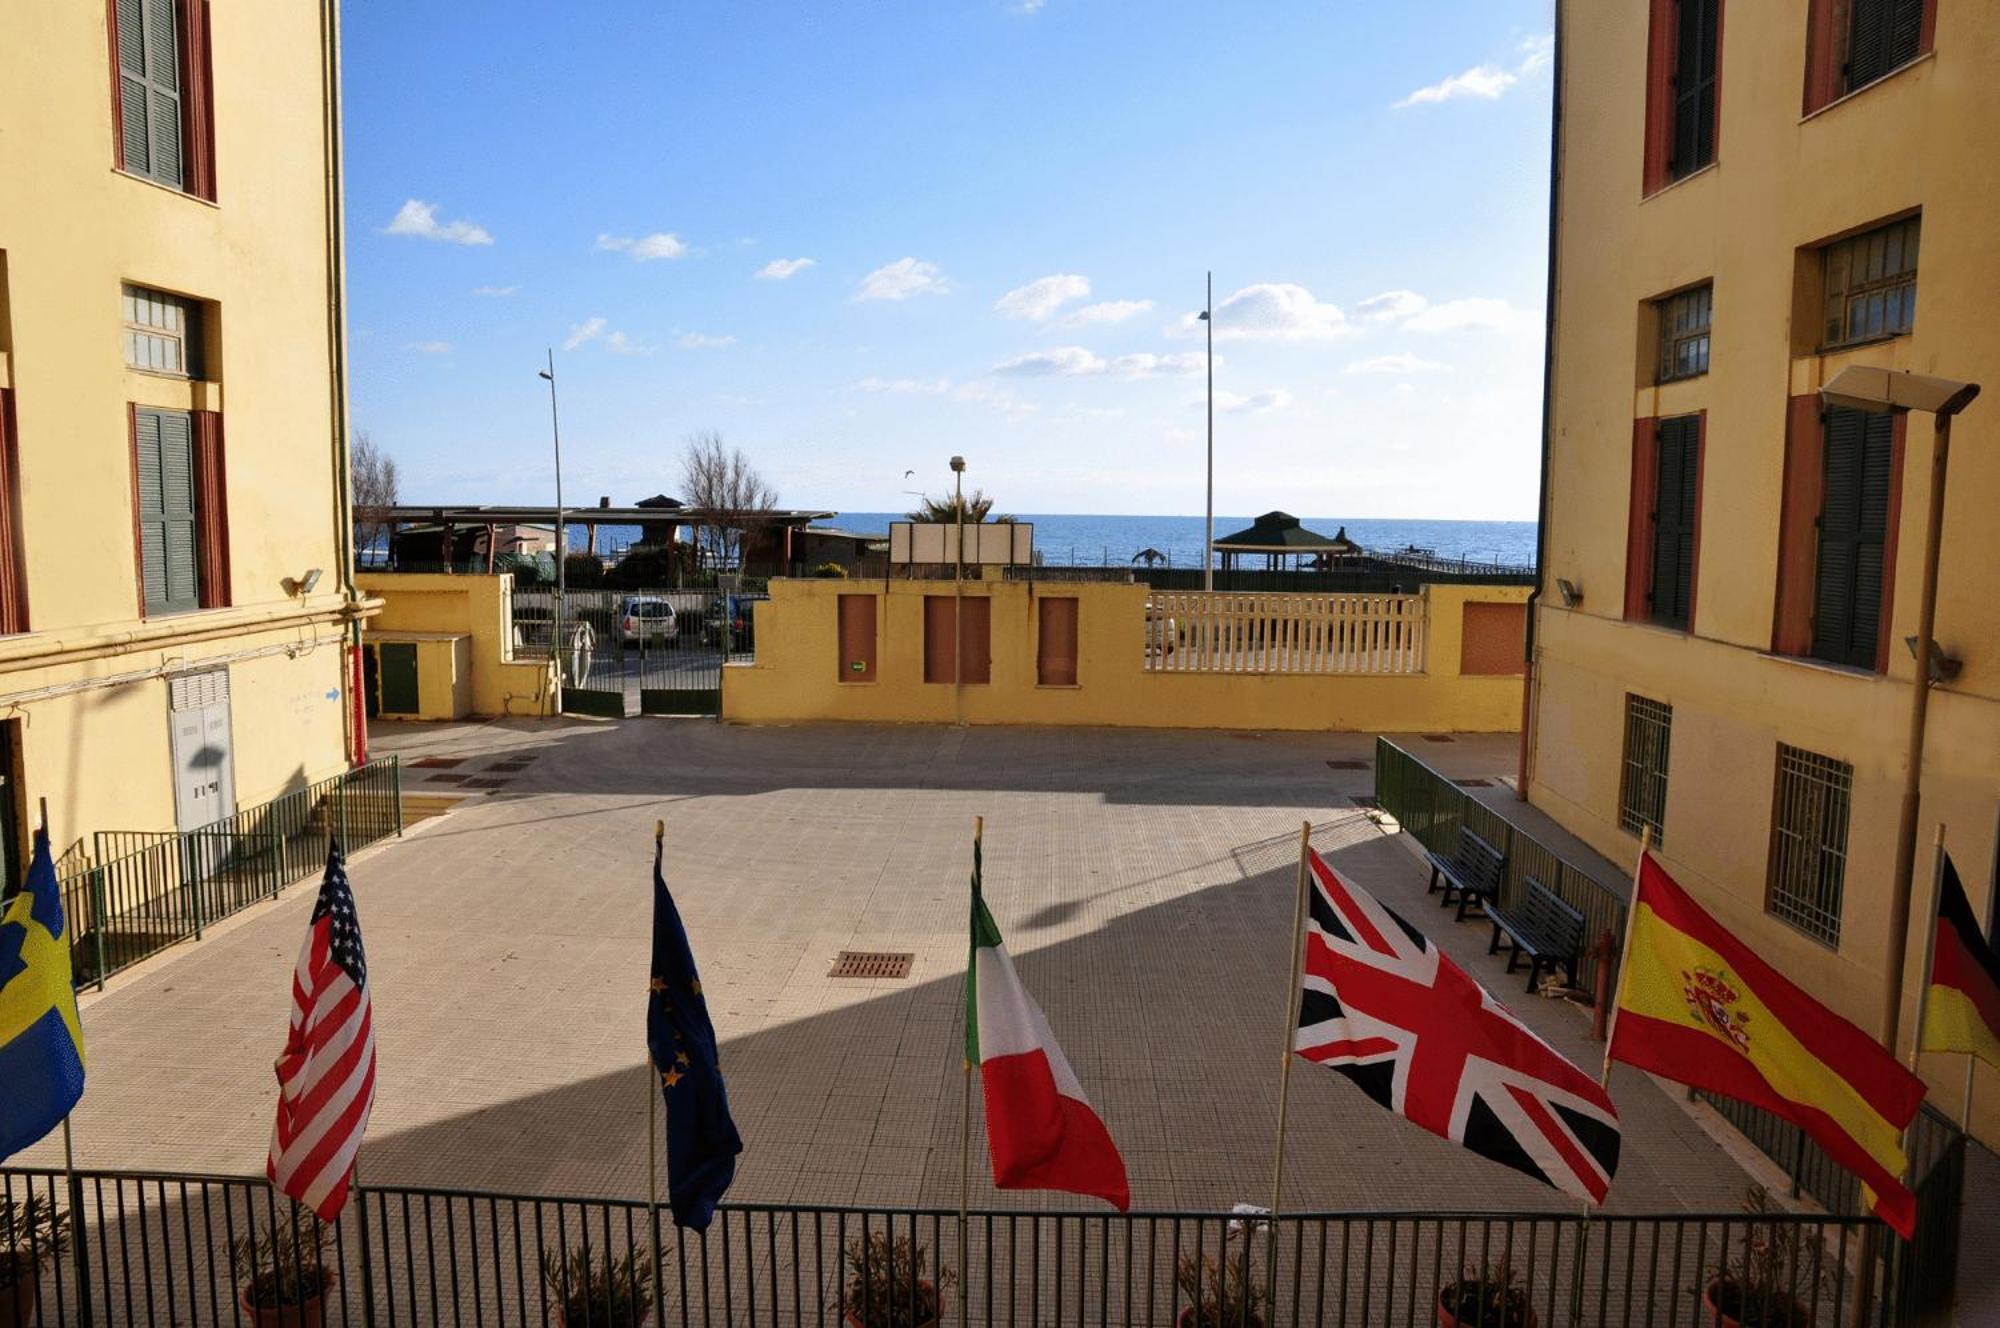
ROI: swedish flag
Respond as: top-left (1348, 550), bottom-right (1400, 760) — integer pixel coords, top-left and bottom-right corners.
top-left (0, 829), bottom-right (85, 1161)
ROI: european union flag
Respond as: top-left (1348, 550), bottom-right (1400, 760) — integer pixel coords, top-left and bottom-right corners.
top-left (647, 837), bottom-right (740, 1230)
top-left (0, 830), bottom-right (85, 1161)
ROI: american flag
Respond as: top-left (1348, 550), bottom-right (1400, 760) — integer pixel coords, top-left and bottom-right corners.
top-left (1294, 849), bottom-right (1621, 1206)
top-left (266, 841), bottom-right (376, 1220)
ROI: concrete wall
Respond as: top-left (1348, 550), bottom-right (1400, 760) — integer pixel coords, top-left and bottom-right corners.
top-left (725, 579), bottom-right (1528, 733)
top-left (360, 573), bottom-right (555, 719)
top-left (1530, 3), bottom-right (2000, 1141)
top-left (0, 1), bottom-right (360, 851)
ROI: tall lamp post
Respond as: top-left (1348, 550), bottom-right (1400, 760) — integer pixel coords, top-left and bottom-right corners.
top-left (1198, 273), bottom-right (1214, 592)
top-left (1816, 366), bottom-right (1979, 1062)
top-left (951, 455), bottom-right (967, 727)
top-left (538, 350), bottom-right (568, 692)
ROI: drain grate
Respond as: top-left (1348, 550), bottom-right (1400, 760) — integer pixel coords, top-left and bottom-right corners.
top-left (829, 951), bottom-right (914, 980)
top-left (1325, 759), bottom-right (1369, 771)
top-left (1454, 778), bottom-right (1494, 788)
top-left (412, 756), bottom-right (468, 769)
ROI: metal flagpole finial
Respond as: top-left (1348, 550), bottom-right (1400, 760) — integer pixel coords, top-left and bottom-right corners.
top-left (654, 819), bottom-right (665, 844)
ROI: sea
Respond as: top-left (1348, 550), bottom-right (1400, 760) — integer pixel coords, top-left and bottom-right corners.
top-left (822, 514), bottom-right (1538, 570)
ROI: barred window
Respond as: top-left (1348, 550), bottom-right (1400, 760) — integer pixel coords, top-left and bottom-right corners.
top-left (1766, 745), bottom-right (1852, 946)
top-left (123, 284), bottom-right (202, 377)
top-left (1822, 217), bottom-right (1918, 350)
top-left (1657, 285), bottom-right (1711, 383)
top-left (1619, 696), bottom-right (1672, 843)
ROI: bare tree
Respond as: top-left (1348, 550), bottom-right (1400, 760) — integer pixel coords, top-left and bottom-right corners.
top-left (351, 430), bottom-right (399, 566)
top-left (679, 431), bottom-right (778, 572)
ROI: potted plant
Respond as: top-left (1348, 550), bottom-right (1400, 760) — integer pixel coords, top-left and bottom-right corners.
top-left (0, 1193), bottom-right (68, 1326)
top-left (843, 1230), bottom-right (953, 1328)
top-left (1702, 1188), bottom-right (1818, 1328)
top-left (1438, 1261), bottom-right (1535, 1328)
top-left (540, 1243), bottom-right (654, 1328)
top-left (230, 1210), bottom-right (336, 1328)
top-left (1175, 1251), bottom-right (1269, 1328)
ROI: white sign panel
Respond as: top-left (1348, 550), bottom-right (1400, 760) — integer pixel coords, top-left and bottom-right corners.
top-left (888, 521), bottom-right (1033, 566)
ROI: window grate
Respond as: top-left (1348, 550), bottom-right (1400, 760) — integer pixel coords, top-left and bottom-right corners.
top-left (1618, 696), bottom-right (1672, 844)
top-left (1767, 744), bottom-right (1852, 946)
top-left (1822, 217), bottom-right (1918, 349)
top-left (1656, 285), bottom-right (1712, 383)
top-left (828, 951), bottom-right (914, 980)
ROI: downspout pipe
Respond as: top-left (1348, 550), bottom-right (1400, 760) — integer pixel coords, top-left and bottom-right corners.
top-left (1519, 0), bottom-right (1564, 801)
top-left (321, 0), bottom-right (365, 766)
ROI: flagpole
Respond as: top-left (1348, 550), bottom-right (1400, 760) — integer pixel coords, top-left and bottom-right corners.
top-left (40, 797), bottom-right (93, 1328)
top-left (1266, 821), bottom-right (1312, 1290)
top-left (959, 816), bottom-right (980, 1328)
top-left (1960, 1057), bottom-right (1976, 1132)
top-left (1599, 827), bottom-right (1651, 1088)
top-left (649, 820), bottom-right (664, 1287)
top-left (1904, 824), bottom-right (1948, 1074)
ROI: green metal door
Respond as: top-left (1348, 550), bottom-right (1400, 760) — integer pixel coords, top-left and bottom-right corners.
top-left (378, 642), bottom-right (420, 715)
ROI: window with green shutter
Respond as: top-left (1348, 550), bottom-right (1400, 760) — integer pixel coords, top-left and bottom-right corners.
top-left (1810, 406), bottom-right (1894, 669)
top-left (1649, 415), bottom-right (1700, 630)
top-left (115, 0), bottom-right (184, 190)
top-left (1845, 0), bottom-right (1925, 92)
top-left (1668, 0), bottom-right (1720, 181)
top-left (134, 407), bottom-right (200, 615)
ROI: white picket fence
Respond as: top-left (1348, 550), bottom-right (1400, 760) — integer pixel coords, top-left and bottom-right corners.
top-left (1143, 591), bottom-right (1427, 675)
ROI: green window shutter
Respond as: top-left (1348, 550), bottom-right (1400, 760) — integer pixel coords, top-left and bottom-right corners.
top-left (1649, 416), bottom-right (1699, 629)
top-left (1669, 0), bottom-right (1719, 178)
top-left (116, 0), bottom-right (152, 174)
top-left (1812, 407), bottom-right (1893, 667)
top-left (136, 408), bottom-right (200, 614)
top-left (1848, 0), bottom-right (1921, 90)
top-left (114, 0), bottom-right (182, 189)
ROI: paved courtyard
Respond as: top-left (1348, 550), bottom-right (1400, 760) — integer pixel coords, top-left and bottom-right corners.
top-left (33, 719), bottom-right (1769, 1216)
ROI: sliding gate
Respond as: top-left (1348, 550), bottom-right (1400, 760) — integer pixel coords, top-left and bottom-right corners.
top-left (519, 589), bottom-right (737, 718)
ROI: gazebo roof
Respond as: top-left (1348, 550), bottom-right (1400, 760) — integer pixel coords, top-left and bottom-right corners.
top-left (1211, 511), bottom-right (1359, 553)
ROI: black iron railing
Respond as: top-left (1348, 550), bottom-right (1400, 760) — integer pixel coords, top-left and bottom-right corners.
top-left (51, 759), bottom-right (402, 991)
top-left (0, 1165), bottom-right (1945, 1327)
top-left (1373, 738), bottom-right (1628, 994)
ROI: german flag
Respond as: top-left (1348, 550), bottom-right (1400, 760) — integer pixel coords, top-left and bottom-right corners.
top-left (1921, 853), bottom-right (2000, 1069)
top-left (1607, 853), bottom-right (1927, 1237)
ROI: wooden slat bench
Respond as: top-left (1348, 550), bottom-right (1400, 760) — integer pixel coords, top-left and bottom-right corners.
top-left (1425, 826), bottom-right (1505, 922)
top-left (1486, 876), bottom-right (1586, 993)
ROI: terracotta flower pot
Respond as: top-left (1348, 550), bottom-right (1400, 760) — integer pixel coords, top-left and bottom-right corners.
top-left (843, 1278), bottom-right (938, 1328)
top-left (1702, 1278), bottom-right (1813, 1328)
top-left (237, 1267), bottom-right (332, 1328)
top-left (1436, 1284), bottom-right (1538, 1328)
top-left (1, 1268), bottom-right (40, 1328)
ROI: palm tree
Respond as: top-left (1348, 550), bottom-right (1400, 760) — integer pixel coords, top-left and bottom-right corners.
top-left (905, 488), bottom-right (1013, 523)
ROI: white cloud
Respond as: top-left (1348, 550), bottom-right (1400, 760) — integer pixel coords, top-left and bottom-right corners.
top-left (856, 257), bottom-right (952, 302)
top-left (755, 257), bottom-right (816, 280)
top-left (470, 285), bottom-right (517, 297)
top-left (406, 340), bottom-right (452, 355)
top-left (1062, 299), bottom-right (1154, 327)
top-left (1355, 290), bottom-right (1428, 322)
top-left (1345, 353), bottom-right (1448, 375)
top-left (596, 232), bottom-right (688, 261)
top-left (563, 317), bottom-right (607, 351)
top-left (1015, 0), bottom-right (1047, 11)
top-left (954, 381), bottom-right (1038, 421)
top-left (993, 347), bottom-right (1204, 378)
top-left (855, 376), bottom-right (953, 394)
top-left (1517, 33), bottom-right (1555, 75)
top-left (675, 332), bottom-right (737, 349)
top-left (603, 330), bottom-right (650, 355)
top-left (1394, 64), bottom-right (1517, 108)
top-left (1173, 283), bottom-right (1351, 341)
top-left (1214, 388), bottom-right (1292, 415)
top-left (994, 273), bottom-right (1090, 321)
top-left (1401, 297), bottom-right (1538, 334)
top-left (382, 199), bottom-right (494, 246)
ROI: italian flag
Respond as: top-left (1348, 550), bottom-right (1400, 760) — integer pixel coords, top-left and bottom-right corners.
top-left (966, 843), bottom-right (1130, 1211)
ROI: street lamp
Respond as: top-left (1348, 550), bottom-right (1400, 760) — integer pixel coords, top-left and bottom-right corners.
top-left (1815, 366), bottom-right (1980, 1063)
top-left (538, 350), bottom-right (567, 692)
top-left (951, 455), bottom-right (967, 727)
top-left (1198, 273), bottom-right (1214, 592)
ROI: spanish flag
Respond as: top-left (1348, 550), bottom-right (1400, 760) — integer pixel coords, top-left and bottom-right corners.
top-left (1921, 853), bottom-right (2000, 1069)
top-left (1607, 853), bottom-right (1926, 1237)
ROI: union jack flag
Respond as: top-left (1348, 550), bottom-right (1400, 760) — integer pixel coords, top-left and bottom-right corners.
top-left (1294, 849), bottom-right (1621, 1205)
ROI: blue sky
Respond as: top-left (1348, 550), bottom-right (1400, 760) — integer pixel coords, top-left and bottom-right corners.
top-left (342, 1), bottom-right (1555, 519)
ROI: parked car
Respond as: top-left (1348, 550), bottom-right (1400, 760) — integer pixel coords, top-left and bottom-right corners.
top-left (620, 596), bottom-right (678, 644)
top-left (703, 595), bottom-right (757, 650)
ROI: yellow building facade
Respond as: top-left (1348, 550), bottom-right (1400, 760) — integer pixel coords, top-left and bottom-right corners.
top-left (1526, 1), bottom-right (1999, 1141)
top-left (0, 1), bottom-right (368, 880)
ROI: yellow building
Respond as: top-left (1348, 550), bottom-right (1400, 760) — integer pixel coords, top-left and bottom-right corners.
top-left (1525, 0), bottom-right (1999, 1141)
top-left (0, 1), bottom-right (369, 882)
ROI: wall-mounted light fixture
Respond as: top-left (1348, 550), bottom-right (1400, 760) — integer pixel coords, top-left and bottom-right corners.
top-left (1904, 636), bottom-right (1963, 684)
top-left (283, 568), bottom-right (324, 597)
top-left (1556, 577), bottom-right (1584, 608)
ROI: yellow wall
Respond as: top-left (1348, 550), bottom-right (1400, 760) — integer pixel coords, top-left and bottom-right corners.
top-left (1530, 4), bottom-right (2000, 1140)
top-left (725, 579), bottom-right (1528, 733)
top-left (360, 573), bottom-right (555, 719)
top-left (0, 1), bottom-right (362, 852)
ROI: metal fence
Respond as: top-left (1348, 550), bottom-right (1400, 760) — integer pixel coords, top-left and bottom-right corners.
top-left (51, 759), bottom-right (402, 991)
top-left (0, 1166), bottom-right (1948, 1327)
top-left (512, 588), bottom-right (765, 718)
top-left (1373, 738), bottom-right (1628, 993)
top-left (1145, 593), bottom-right (1426, 676)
